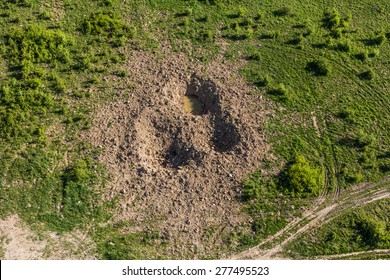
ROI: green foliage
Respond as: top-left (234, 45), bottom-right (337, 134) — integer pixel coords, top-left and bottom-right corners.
top-left (359, 69), bottom-right (375, 80)
top-left (354, 215), bottom-right (389, 247)
top-left (5, 25), bottom-right (72, 71)
top-left (273, 6), bottom-right (293, 17)
top-left (0, 80), bottom-right (53, 140)
top-left (95, 223), bottom-right (165, 259)
top-left (286, 200), bottom-right (390, 257)
top-left (364, 34), bottom-right (386, 46)
top-left (82, 11), bottom-right (134, 38)
top-left (334, 39), bottom-right (352, 53)
top-left (354, 51), bottom-right (368, 61)
top-left (281, 155), bottom-right (324, 198)
top-left (240, 170), bottom-right (306, 244)
top-left (242, 172), bottom-right (264, 201)
top-left (323, 10), bottom-right (341, 30)
top-left (306, 59), bottom-right (332, 76)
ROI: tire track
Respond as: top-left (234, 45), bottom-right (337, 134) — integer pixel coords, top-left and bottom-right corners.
top-left (230, 177), bottom-right (390, 260)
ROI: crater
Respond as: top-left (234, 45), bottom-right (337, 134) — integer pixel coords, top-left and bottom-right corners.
top-left (182, 95), bottom-right (204, 115)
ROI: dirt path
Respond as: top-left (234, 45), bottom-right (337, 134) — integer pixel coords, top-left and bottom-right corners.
top-left (314, 249), bottom-right (390, 260)
top-left (0, 215), bottom-right (96, 259)
top-left (230, 177), bottom-right (390, 260)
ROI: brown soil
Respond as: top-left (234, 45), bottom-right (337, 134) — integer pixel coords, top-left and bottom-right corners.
top-left (0, 215), bottom-right (96, 260)
top-left (85, 47), bottom-right (271, 258)
top-left (40, 0), bottom-right (66, 22)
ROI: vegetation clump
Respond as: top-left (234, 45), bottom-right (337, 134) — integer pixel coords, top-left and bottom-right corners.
top-left (0, 80), bottom-right (53, 140)
top-left (281, 155), bottom-right (324, 198)
top-left (82, 11), bottom-right (134, 38)
top-left (359, 69), bottom-right (375, 80)
top-left (5, 25), bottom-right (72, 71)
top-left (306, 59), bottom-right (332, 76)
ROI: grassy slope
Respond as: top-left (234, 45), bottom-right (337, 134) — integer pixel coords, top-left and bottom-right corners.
top-left (0, 0), bottom-right (388, 259)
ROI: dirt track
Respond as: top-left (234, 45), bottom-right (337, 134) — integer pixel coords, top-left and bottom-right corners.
top-left (230, 177), bottom-right (390, 260)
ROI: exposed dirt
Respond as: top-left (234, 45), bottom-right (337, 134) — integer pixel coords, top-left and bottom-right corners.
top-left (314, 249), bottom-right (390, 260)
top-left (40, 0), bottom-right (66, 22)
top-left (0, 215), bottom-right (96, 260)
top-left (85, 48), bottom-right (271, 258)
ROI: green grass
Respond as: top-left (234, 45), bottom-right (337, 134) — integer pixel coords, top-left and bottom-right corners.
top-left (285, 198), bottom-right (390, 258)
top-left (0, 235), bottom-right (5, 259)
top-left (0, 0), bottom-right (389, 259)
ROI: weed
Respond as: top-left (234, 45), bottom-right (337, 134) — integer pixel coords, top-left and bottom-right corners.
top-left (359, 69), bottom-right (375, 80)
top-left (306, 59), bottom-right (332, 76)
top-left (354, 51), bottom-right (368, 61)
top-left (334, 39), bottom-right (352, 52)
top-left (82, 11), bottom-right (133, 38)
top-left (267, 83), bottom-right (288, 96)
top-left (261, 30), bottom-right (280, 39)
top-left (273, 7), bottom-right (293, 17)
top-left (5, 25), bottom-right (72, 71)
top-left (364, 34), bottom-right (386, 46)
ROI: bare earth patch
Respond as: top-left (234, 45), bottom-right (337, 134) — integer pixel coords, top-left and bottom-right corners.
top-left (0, 215), bottom-right (96, 259)
top-left (85, 47), bottom-right (272, 258)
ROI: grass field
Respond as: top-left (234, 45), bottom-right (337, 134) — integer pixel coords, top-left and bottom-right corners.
top-left (0, 0), bottom-right (389, 259)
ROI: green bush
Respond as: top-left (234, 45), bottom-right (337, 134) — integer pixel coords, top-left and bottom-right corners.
top-left (0, 81), bottom-right (53, 139)
top-left (306, 59), bottom-right (332, 76)
top-left (322, 9), bottom-right (341, 30)
top-left (268, 83), bottom-right (288, 96)
top-left (334, 40), bottom-right (352, 52)
top-left (5, 25), bottom-right (72, 70)
top-left (354, 51), bottom-right (368, 61)
top-left (82, 11), bottom-right (134, 38)
top-left (273, 6), bottom-right (293, 17)
top-left (359, 69), bottom-right (375, 80)
top-left (242, 172), bottom-right (264, 201)
top-left (281, 155), bottom-right (324, 198)
top-left (364, 34), bottom-right (386, 46)
top-left (354, 216), bottom-right (390, 247)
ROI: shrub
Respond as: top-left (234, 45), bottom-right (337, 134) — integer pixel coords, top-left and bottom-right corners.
top-left (5, 25), bottom-right (72, 69)
top-left (0, 81), bottom-right (53, 140)
top-left (82, 11), bottom-right (132, 38)
top-left (354, 216), bottom-right (390, 247)
top-left (322, 9), bottom-right (341, 30)
top-left (359, 69), bottom-right (375, 80)
top-left (368, 49), bottom-right (380, 58)
top-left (242, 172), bottom-right (264, 201)
top-left (287, 34), bottom-right (304, 45)
top-left (248, 51), bottom-right (261, 61)
top-left (256, 75), bottom-right (270, 87)
top-left (255, 10), bottom-right (264, 21)
top-left (334, 40), bottom-right (352, 52)
top-left (356, 129), bottom-right (375, 147)
top-left (330, 28), bottom-right (342, 38)
top-left (281, 155), bottom-right (324, 198)
top-left (354, 51), bottom-right (368, 61)
top-left (273, 6), bottom-right (293, 17)
top-left (199, 30), bottom-right (214, 42)
top-left (39, 11), bottom-right (53, 20)
top-left (364, 34), bottom-right (386, 46)
top-left (267, 83), bottom-right (288, 96)
top-left (176, 8), bottom-right (192, 17)
top-left (237, 6), bottom-right (246, 17)
top-left (261, 30), bottom-right (280, 39)
top-left (306, 59), bottom-right (332, 76)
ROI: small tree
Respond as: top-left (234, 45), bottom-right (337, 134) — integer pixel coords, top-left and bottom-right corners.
top-left (282, 155), bottom-right (324, 197)
top-left (306, 59), bottom-right (332, 76)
